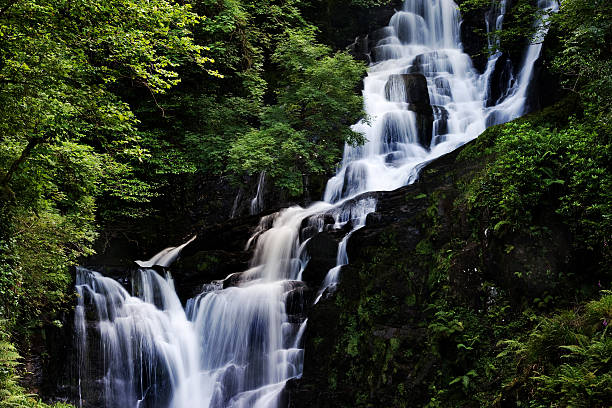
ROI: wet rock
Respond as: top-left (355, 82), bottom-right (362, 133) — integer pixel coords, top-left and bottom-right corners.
top-left (434, 76), bottom-right (452, 97)
top-left (172, 249), bottom-right (249, 285)
top-left (410, 104), bottom-right (434, 148)
top-left (384, 73), bottom-right (430, 105)
top-left (284, 283), bottom-right (313, 317)
top-left (380, 74), bottom-right (434, 149)
top-left (340, 162), bottom-right (368, 198)
top-left (411, 51), bottom-right (452, 75)
top-left (301, 229), bottom-right (347, 286)
top-left (347, 34), bottom-right (370, 63)
top-left (432, 105), bottom-right (449, 137)
top-left (457, 0), bottom-right (489, 72)
top-left (486, 52), bottom-right (515, 107)
top-left (300, 213), bottom-right (336, 241)
top-left (222, 272), bottom-right (243, 289)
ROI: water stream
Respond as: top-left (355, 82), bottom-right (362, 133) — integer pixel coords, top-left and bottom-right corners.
top-left (74, 1), bottom-right (555, 406)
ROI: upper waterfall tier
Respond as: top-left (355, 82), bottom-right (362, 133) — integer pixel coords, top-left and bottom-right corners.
top-left (324, 0), bottom-right (554, 204)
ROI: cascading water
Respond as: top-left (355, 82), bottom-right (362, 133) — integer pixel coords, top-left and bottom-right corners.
top-left (483, 0), bottom-right (559, 124)
top-left (250, 171), bottom-right (266, 215)
top-left (74, 1), bottom-right (555, 407)
top-left (75, 268), bottom-right (204, 408)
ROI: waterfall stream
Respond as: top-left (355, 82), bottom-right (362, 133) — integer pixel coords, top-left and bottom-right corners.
top-left (74, 1), bottom-right (556, 407)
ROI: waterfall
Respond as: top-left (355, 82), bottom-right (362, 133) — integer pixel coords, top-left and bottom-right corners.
top-left (74, 1), bottom-right (555, 407)
top-left (483, 0), bottom-right (558, 124)
top-left (75, 268), bottom-right (203, 408)
top-left (250, 171), bottom-right (266, 215)
top-left (480, 0), bottom-right (510, 105)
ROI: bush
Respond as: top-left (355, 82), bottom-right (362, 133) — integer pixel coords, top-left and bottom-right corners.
top-left (465, 119), bottom-right (611, 266)
top-left (499, 292), bottom-right (612, 408)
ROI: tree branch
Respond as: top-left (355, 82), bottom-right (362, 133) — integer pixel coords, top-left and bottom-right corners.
top-left (1, 137), bottom-right (42, 187)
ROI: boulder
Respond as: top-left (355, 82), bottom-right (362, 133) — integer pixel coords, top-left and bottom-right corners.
top-left (434, 76), bottom-right (452, 97)
top-left (410, 104), bottom-right (434, 148)
top-left (383, 74), bottom-right (433, 148)
top-left (300, 229), bottom-right (347, 286)
top-left (384, 73), bottom-right (430, 105)
top-left (486, 52), bottom-right (515, 107)
top-left (432, 105), bottom-right (449, 137)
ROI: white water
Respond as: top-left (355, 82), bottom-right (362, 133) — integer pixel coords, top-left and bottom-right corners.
top-left (250, 171), bottom-right (266, 215)
top-left (483, 0), bottom-right (558, 125)
top-left (75, 268), bottom-right (203, 408)
top-left (74, 1), bottom-right (555, 407)
top-left (135, 236), bottom-right (197, 269)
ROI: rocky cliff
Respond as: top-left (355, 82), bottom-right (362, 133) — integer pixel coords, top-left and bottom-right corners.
top-left (284, 96), bottom-right (607, 407)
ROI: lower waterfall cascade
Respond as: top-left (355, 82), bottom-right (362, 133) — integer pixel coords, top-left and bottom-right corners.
top-left (73, 0), bottom-right (558, 407)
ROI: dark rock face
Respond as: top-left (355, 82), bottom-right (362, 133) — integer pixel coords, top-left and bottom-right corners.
top-left (383, 73), bottom-right (434, 148)
top-left (457, 0), bottom-right (489, 72)
top-left (301, 0), bottom-right (404, 60)
top-left (173, 249), bottom-right (250, 295)
top-left (409, 103), bottom-right (434, 147)
top-left (434, 76), bottom-right (451, 97)
top-left (432, 104), bottom-right (449, 139)
top-left (20, 318), bottom-right (77, 403)
top-left (486, 52), bottom-right (515, 106)
top-left (87, 169), bottom-right (332, 279)
top-left (287, 113), bottom-right (577, 407)
top-left (346, 35), bottom-right (371, 64)
top-left (340, 162), bottom-right (368, 198)
top-left (384, 73), bottom-right (430, 105)
top-left (525, 24), bottom-right (563, 113)
top-left (301, 227), bottom-right (350, 286)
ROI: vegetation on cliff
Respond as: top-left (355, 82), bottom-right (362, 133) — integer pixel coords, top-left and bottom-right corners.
top-left (0, 324), bottom-right (72, 408)
top-left (293, 92), bottom-right (611, 407)
top-left (291, 0), bottom-right (612, 404)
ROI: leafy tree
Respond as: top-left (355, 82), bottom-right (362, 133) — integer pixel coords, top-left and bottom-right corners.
top-left (120, 0), bottom-right (307, 193)
top-left (0, 0), bottom-right (206, 330)
top-left (229, 27), bottom-right (366, 195)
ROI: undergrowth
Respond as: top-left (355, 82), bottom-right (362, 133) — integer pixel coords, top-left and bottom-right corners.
top-left (0, 323), bottom-right (72, 408)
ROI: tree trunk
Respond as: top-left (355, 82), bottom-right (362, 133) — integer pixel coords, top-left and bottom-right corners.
top-left (1, 138), bottom-right (41, 187)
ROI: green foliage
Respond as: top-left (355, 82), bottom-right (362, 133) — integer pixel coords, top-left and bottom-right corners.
top-left (229, 27), bottom-right (366, 195)
top-left (0, 0), bottom-right (204, 332)
top-left (550, 0), bottom-right (612, 128)
top-left (498, 293), bottom-right (612, 408)
top-left (125, 0), bottom-right (331, 193)
top-left (420, 90), bottom-right (611, 406)
top-left (465, 120), bottom-right (611, 262)
top-left (271, 28), bottom-right (366, 148)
